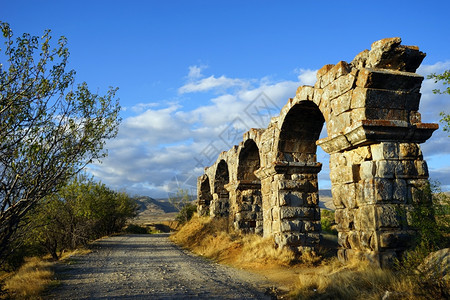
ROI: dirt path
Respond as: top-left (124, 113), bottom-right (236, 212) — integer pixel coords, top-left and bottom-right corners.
top-left (46, 234), bottom-right (272, 299)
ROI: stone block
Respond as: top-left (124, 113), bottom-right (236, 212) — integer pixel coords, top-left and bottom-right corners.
top-left (409, 111), bottom-right (422, 124)
top-left (379, 231), bottom-right (414, 249)
top-left (322, 62), bottom-right (351, 88)
top-left (362, 108), bottom-right (409, 122)
top-left (360, 231), bottom-right (375, 250)
top-left (338, 231), bottom-right (350, 248)
top-left (351, 49), bottom-right (369, 69)
top-left (371, 143), bottom-right (399, 160)
top-left (323, 72), bottom-right (356, 101)
top-left (279, 191), bottom-right (304, 206)
top-left (272, 206), bottom-right (280, 221)
top-left (351, 87), bottom-right (414, 110)
top-left (348, 231), bottom-right (362, 250)
top-left (331, 184), bottom-right (344, 209)
top-left (355, 68), bottom-right (423, 93)
top-left (280, 219), bottom-right (303, 232)
top-left (415, 160), bottom-right (429, 177)
top-left (367, 37), bottom-right (425, 73)
top-left (305, 193), bottom-right (319, 206)
top-left (355, 181), bottom-right (364, 206)
top-left (331, 90), bottom-right (352, 115)
top-left (374, 178), bottom-right (394, 201)
top-left (395, 160), bottom-right (418, 178)
top-left (316, 64), bottom-right (335, 80)
top-left (304, 221), bottom-right (320, 232)
top-left (399, 143), bottom-right (422, 159)
top-left (341, 183), bottom-right (357, 209)
top-left (352, 207), bottom-right (361, 230)
top-left (375, 160), bottom-right (396, 178)
top-left (393, 179), bottom-right (408, 202)
top-left (360, 161), bottom-right (376, 179)
top-left (363, 179), bottom-right (376, 204)
top-left (376, 205), bottom-right (401, 229)
top-left (296, 85), bottom-right (314, 100)
top-left (404, 93), bottom-right (421, 111)
top-left (335, 208), bottom-right (354, 231)
top-left (280, 206), bottom-right (315, 219)
top-left (359, 205), bottom-right (376, 230)
top-left (305, 233), bottom-right (321, 245)
top-left (408, 179), bottom-right (432, 204)
top-left (313, 88), bottom-right (323, 109)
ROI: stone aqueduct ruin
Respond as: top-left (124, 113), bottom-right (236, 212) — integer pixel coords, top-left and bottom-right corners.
top-left (196, 38), bottom-right (438, 266)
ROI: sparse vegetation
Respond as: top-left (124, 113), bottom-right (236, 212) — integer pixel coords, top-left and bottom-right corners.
top-left (320, 209), bottom-right (337, 235)
top-left (124, 224), bottom-right (150, 234)
top-left (2, 257), bottom-right (56, 299)
top-left (171, 215), bottom-right (295, 267)
top-left (169, 189), bottom-right (196, 224)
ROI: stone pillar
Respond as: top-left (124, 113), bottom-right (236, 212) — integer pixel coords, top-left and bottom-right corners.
top-left (227, 181), bottom-right (263, 234)
top-left (197, 174), bottom-right (212, 216)
top-left (329, 142), bottom-right (430, 266)
top-left (257, 162), bottom-right (322, 251)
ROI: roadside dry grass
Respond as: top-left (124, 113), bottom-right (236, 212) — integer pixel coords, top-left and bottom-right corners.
top-left (172, 215), bottom-right (449, 299)
top-left (171, 215), bottom-right (296, 268)
top-left (1, 248), bottom-right (92, 299)
top-left (1, 257), bottom-right (56, 299)
top-left (293, 258), bottom-right (418, 299)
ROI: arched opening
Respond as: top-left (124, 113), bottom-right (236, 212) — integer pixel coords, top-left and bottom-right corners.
top-left (278, 102), bottom-right (325, 163)
top-left (238, 139), bottom-right (260, 181)
top-left (272, 101), bottom-right (326, 250)
top-left (197, 175), bottom-right (212, 216)
top-left (212, 159), bottom-right (230, 217)
top-left (235, 139), bottom-right (263, 234)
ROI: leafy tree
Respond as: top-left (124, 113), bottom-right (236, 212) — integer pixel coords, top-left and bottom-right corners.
top-left (428, 70), bottom-right (450, 134)
top-left (0, 22), bottom-right (121, 261)
top-left (169, 189), bottom-right (196, 224)
top-left (20, 175), bottom-right (137, 260)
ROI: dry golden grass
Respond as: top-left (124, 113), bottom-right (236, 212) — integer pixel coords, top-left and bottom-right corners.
top-left (293, 257), bottom-right (423, 300)
top-left (171, 215), bottom-right (296, 267)
top-left (172, 216), bottom-right (449, 299)
top-left (3, 257), bottom-right (56, 299)
top-left (58, 248), bottom-right (92, 261)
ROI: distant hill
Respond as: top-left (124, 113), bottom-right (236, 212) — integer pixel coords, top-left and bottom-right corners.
top-left (319, 189), bottom-right (334, 210)
top-left (319, 189), bottom-right (332, 198)
top-left (133, 196), bottom-right (177, 214)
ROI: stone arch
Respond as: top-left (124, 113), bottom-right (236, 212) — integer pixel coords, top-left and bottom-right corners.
top-left (231, 139), bottom-right (263, 234)
top-left (259, 101), bottom-right (325, 250)
top-left (211, 159), bottom-right (230, 217)
top-left (237, 139), bottom-right (261, 180)
top-left (277, 101), bottom-right (325, 163)
top-left (197, 174), bottom-right (212, 216)
top-left (197, 37), bottom-right (439, 266)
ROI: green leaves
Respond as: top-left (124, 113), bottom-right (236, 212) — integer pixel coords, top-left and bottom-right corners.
top-left (0, 21), bottom-right (121, 262)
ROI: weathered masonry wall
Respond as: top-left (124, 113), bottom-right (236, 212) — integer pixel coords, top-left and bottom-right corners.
top-left (196, 38), bottom-right (438, 266)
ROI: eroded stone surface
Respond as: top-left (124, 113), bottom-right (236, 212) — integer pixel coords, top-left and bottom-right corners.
top-left (196, 38), bottom-right (437, 266)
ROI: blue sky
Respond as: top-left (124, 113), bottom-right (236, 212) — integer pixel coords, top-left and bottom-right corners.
top-left (1, 0), bottom-right (450, 198)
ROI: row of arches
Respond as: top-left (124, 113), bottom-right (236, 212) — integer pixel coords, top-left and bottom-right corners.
top-left (196, 38), bottom-right (437, 266)
top-left (198, 101), bottom-right (326, 237)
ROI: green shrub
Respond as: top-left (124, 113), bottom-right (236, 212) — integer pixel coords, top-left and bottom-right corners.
top-left (176, 203), bottom-right (197, 224)
top-left (321, 209), bottom-right (337, 235)
top-left (124, 224), bottom-right (149, 234)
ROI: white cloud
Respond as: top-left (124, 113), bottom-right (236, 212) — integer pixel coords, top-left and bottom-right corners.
top-left (178, 75), bottom-right (248, 94)
top-left (129, 102), bottom-right (160, 113)
top-left (91, 62), bottom-right (450, 198)
top-left (295, 68), bottom-right (318, 86)
top-left (187, 65), bottom-right (207, 80)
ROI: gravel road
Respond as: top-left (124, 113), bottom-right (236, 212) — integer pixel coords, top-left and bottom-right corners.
top-left (46, 234), bottom-right (272, 299)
